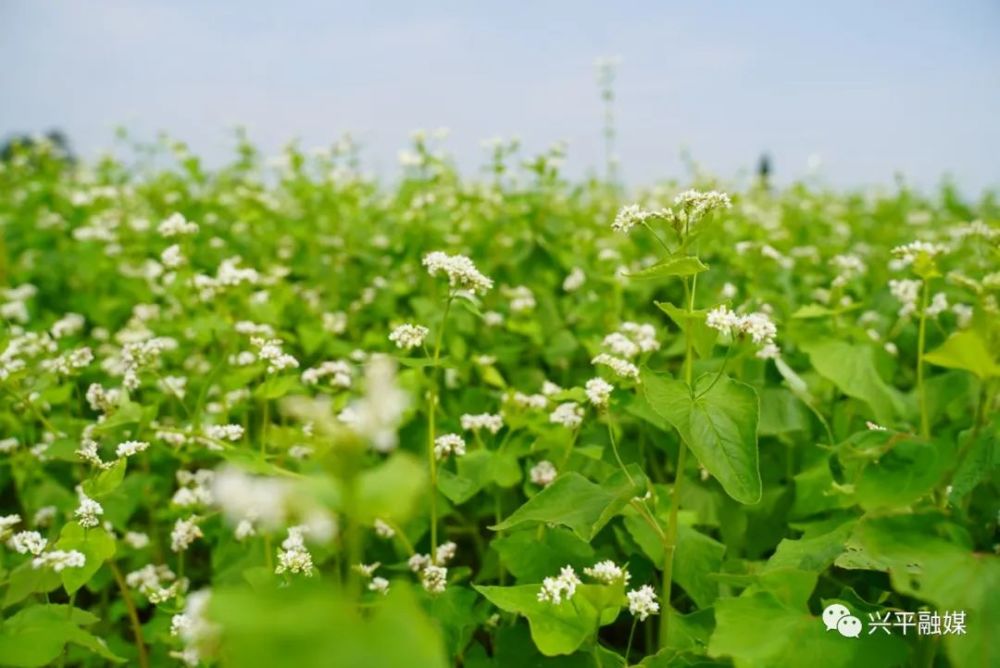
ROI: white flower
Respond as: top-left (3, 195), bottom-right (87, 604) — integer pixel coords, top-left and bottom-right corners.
top-left (562, 267), bottom-right (585, 292)
top-left (157, 213), bottom-right (198, 237)
top-left (388, 323), bottom-right (429, 350)
top-left (32, 550), bottom-right (86, 572)
top-left (538, 566), bottom-right (582, 604)
top-left (672, 190), bottom-right (732, 226)
top-left (952, 303), bottom-right (973, 328)
top-left (275, 526), bottom-right (314, 576)
top-left (549, 402), bottom-right (584, 429)
top-left (612, 204), bottom-right (660, 234)
top-left (50, 313), bottom-right (85, 339)
top-left (504, 285), bottom-right (536, 312)
top-left (116, 440), bottom-right (149, 458)
top-left (408, 553), bottom-right (431, 573)
top-left (866, 421), bottom-right (887, 431)
top-left (529, 460), bottom-right (557, 487)
top-left (369, 576), bottom-right (390, 595)
top-left (74, 491), bottom-right (104, 528)
top-left (926, 292), bottom-right (949, 318)
top-left (0, 514), bottom-right (21, 539)
top-left (420, 565), bottom-right (448, 594)
top-left (509, 391), bottom-right (548, 410)
top-left (161, 244), bottom-right (185, 268)
top-left (340, 355), bottom-right (409, 452)
top-left (627, 585), bottom-right (660, 621)
top-left (353, 562), bottom-right (380, 578)
top-left (891, 240), bottom-right (946, 266)
top-left (584, 560), bottom-right (631, 585)
top-left (8, 531), bottom-right (47, 555)
top-left (435, 541), bottom-right (458, 565)
top-left (705, 306), bottom-right (779, 357)
top-left (301, 360), bottom-right (352, 388)
top-left (434, 433), bottom-right (466, 460)
top-left (0, 437), bottom-right (18, 453)
top-left (124, 531), bottom-right (150, 549)
top-left (374, 519), bottom-right (395, 539)
top-left (32, 506), bottom-right (56, 527)
top-left (250, 337), bottom-right (299, 373)
top-left (585, 378), bottom-right (614, 408)
top-left (204, 424), bottom-right (244, 442)
top-left (889, 279), bottom-right (922, 318)
top-left (422, 251), bottom-right (494, 294)
top-left (170, 517), bottom-right (203, 552)
top-left (591, 353), bottom-right (639, 380)
top-left (460, 413), bottom-right (504, 434)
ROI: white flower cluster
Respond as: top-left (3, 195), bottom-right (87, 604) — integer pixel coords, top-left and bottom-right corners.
top-left (116, 440), bottom-right (149, 458)
top-left (191, 256), bottom-right (261, 300)
top-left (170, 516), bottom-right (203, 552)
top-left (422, 251), bottom-right (494, 294)
top-left (612, 204), bottom-right (664, 234)
top-left (830, 253), bottom-right (865, 286)
top-left (585, 377), bottom-right (614, 408)
top-left (127, 563), bottom-right (185, 603)
top-left (584, 560), bottom-right (631, 585)
top-left (627, 584), bottom-right (660, 620)
top-left (460, 412), bottom-right (504, 434)
top-left (671, 190), bottom-right (732, 227)
top-left (530, 460), bottom-right (558, 487)
top-left (7, 530), bottom-right (47, 555)
top-left (0, 514), bottom-right (21, 540)
top-left (275, 526), bottom-right (314, 577)
top-left (170, 589), bottom-right (217, 668)
top-left (549, 402), bottom-right (584, 429)
top-left (888, 279), bottom-right (921, 318)
top-left (250, 337), bottom-right (299, 373)
top-left (602, 322), bottom-right (659, 359)
top-left (591, 353), bottom-right (640, 380)
top-left (32, 550), bottom-right (86, 572)
top-left (40, 346), bottom-right (93, 375)
top-left (158, 213), bottom-right (199, 237)
top-left (408, 541), bottom-right (457, 594)
top-left (203, 424), bottom-right (244, 442)
top-left (705, 305), bottom-right (780, 359)
top-left (538, 565), bottom-right (582, 604)
top-left (301, 360), bottom-right (352, 387)
top-left (504, 285), bottom-right (536, 312)
top-left (562, 267), bottom-right (586, 292)
top-left (508, 391), bottom-right (548, 410)
top-left (74, 490), bottom-right (104, 528)
top-left (388, 323), bottom-right (429, 349)
top-left (337, 355), bottom-right (409, 452)
top-left (173, 470), bottom-right (215, 507)
top-left (50, 313), bottom-right (85, 339)
top-left (374, 518), bottom-right (395, 539)
top-left (891, 240), bottom-right (947, 267)
top-left (434, 433), bottom-right (466, 460)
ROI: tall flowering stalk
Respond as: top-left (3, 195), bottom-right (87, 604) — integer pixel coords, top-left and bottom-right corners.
top-left (613, 190), bottom-right (734, 647)
top-left (421, 252), bottom-right (493, 560)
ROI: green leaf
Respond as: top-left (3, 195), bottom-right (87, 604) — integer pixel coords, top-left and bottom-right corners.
top-left (709, 591), bottom-right (907, 668)
top-left (923, 330), bottom-right (1000, 379)
top-left (654, 303), bottom-right (716, 359)
top-left (81, 458), bottom-right (127, 498)
top-left (491, 467), bottom-right (645, 542)
top-left (492, 528), bottom-right (596, 582)
top-left (642, 369), bottom-right (762, 504)
top-left (53, 523), bottom-right (116, 594)
top-left (474, 584), bottom-right (615, 656)
top-left (0, 604), bottom-right (124, 666)
top-left (625, 256), bottom-right (708, 280)
top-left (800, 339), bottom-right (901, 424)
top-left (254, 374), bottom-right (300, 399)
top-left (3, 561), bottom-right (62, 608)
top-left (764, 520), bottom-right (854, 573)
top-left (855, 438), bottom-right (948, 510)
top-left (852, 514), bottom-right (1000, 668)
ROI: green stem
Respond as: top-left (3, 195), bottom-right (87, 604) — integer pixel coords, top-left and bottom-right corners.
top-left (110, 561), bottom-right (149, 668)
top-left (916, 279), bottom-right (930, 438)
top-left (427, 296), bottom-right (453, 562)
top-left (660, 274), bottom-right (697, 649)
top-left (625, 617), bottom-right (639, 665)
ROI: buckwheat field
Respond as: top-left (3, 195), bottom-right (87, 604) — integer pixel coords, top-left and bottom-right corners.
top-left (0, 131), bottom-right (997, 668)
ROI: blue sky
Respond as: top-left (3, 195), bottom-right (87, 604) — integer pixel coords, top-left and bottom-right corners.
top-left (2, 1), bottom-right (999, 191)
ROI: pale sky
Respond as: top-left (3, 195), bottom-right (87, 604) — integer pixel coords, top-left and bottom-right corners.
top-left (2, 1), bottom-right (999, 191)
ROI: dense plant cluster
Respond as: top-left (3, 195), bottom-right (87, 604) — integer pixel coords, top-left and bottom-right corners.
top-left (0, 134), bottom-right (997, 667)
